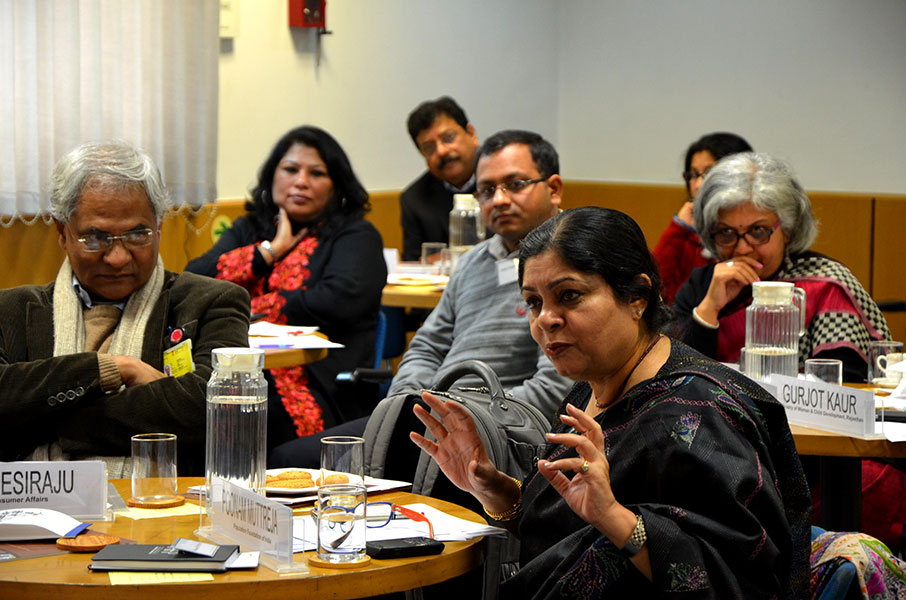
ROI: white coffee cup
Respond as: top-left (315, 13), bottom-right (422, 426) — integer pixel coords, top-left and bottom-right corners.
top-left (878, 352), bottom-right (906, 379)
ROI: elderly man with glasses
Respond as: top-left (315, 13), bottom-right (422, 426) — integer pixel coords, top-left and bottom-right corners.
top-left (0, 141), bottom-right (250, 476)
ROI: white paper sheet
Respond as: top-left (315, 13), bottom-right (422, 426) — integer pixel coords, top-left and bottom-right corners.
top-left (248, 322), bottom-right (318, 337)
top-left (249, 335), bottom-right (344, 350)
top-left (291, 502), bottom-right (506, 552)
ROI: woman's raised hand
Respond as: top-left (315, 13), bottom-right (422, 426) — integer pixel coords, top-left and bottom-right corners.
top-left (695, 255), bottom-right (762, 325)
top-left (539, 404), bottom-right (619, 530)
top-left (270, 208), bottom-right (308, 259)
top-left (410, 392), bottom-right (504, 500)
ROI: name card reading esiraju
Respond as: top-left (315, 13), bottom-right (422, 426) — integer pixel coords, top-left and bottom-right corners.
top-left (771, 375), bottom-right (875, 437)
top-left (0, 461), bottom-right (107, 519)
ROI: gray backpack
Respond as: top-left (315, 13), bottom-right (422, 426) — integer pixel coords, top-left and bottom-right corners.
top-left (363, 360), bottom-right (552, 598)
top-left (363, 359), bottom-right (551, 493)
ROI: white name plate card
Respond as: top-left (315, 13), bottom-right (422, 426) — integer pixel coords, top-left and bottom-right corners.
top-left (0, 461), bottom-right (107, 519)
top-left (771, 375), bottom-right (876, 437)
top-left (202, 477), bottom-right (306, 574)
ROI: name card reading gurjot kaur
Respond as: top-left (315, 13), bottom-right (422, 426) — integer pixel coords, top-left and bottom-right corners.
top-left (770, 375), bottom-right (876, 437)
top-left (0, 461), bottom-right (107, 520)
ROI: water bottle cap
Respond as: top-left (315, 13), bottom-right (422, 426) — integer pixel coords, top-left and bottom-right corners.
top-left (453, 193), bottom-right (477, 210)
top-left (752, 281), bottom-right (794, 305)
top-left (212, 347), bottom-right (265, 371)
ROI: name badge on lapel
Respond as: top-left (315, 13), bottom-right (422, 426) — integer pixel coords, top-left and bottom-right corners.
top-left (163, 339), bottom-right (195, 377)
top-left (497, 258), bottom-right (519, 286)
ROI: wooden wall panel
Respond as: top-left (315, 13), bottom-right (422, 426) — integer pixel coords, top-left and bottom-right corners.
top-left (560, 181), bottom-right (684, 251)
top-left (1, 218), bottom-right (65, 290)
top-left (806, 192), bottom-right (874, 291)
top-left (365, 190), bottom-right (402, 254)
top-left (3, 185), bottom-right (902, 313)
top-left (873, 195), bottom-right (906, 342)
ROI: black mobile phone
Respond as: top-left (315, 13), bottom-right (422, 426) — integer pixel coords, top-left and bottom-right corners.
top-left (366, 537), bottom-right (445, 559)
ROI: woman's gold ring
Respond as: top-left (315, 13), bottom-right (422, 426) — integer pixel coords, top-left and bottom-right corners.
top-left (581, 459), bottom-right (589, 473)
top-left (725, 261), bottom-right (735, 267)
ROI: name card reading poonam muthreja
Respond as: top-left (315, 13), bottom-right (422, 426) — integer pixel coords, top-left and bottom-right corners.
top-left (199, 477), bottom-right (306, 574)
top-left (770, 375), bottom-right (876, 438)
top-left (0, 461), bottom-right (108, 519)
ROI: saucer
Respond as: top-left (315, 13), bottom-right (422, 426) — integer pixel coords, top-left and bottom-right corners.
top-left (872, 377), bottom-right (902, 389)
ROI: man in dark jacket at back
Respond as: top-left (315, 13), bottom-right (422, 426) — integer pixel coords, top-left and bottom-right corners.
top-left (400, 96), bottom-right (479, 261)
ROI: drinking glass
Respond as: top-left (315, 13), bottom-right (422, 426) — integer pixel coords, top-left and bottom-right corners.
top-left (869, 341), bottom-right (904, 388)
top-left (316, 484), bottom-right (367, 563)
top-left (320, 436), bottom-right (365, 488)
top-left (804, 358), bottom-right (843, 385)
top-left (131, 433), bottom-right (178, 503)
top-left (420, 242), bottom-right (446, 272)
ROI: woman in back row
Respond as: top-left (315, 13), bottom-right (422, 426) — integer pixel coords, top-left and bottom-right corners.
top-left (653, 132), bottom-right (752, 304)
top-left (672, 152), bottom-right (890, 382)
top-left (186, 126), bottom-right (386, 448)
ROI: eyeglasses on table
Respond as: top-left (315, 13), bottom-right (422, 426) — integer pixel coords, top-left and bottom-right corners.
top-left (312, 501), bottom-right (434, 539)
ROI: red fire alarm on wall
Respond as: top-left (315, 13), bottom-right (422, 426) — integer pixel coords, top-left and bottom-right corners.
top-left (289, 0), bottom-right (326, 28)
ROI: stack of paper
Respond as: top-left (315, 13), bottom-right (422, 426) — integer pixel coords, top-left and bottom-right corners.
top-left (291, 503), bottom-right (505, 553)
top-left (248, 321), bottom-right (344, 350)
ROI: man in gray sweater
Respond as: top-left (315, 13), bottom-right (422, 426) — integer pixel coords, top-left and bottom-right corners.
top-left (388, 129), bottom-right (570, 417)
top-left (269, 129), bottom-right (571, 466)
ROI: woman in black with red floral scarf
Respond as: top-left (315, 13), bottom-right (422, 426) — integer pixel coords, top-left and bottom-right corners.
top-left (186, 126), bottom-right (386, 448)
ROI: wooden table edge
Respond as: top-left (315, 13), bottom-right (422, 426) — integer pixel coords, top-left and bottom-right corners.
top-left (0, 480), bottom-right (486, 600)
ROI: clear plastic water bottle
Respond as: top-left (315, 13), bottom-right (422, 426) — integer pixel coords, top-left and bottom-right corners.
top-left (205, 348), bottom-right (268, 499)
top-left (449, 193), bottom-right (485, 249)
top-left (744, 282), bottom-right (806, 382)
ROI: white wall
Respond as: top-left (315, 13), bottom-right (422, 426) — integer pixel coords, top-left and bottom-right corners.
top-left (218, 0), bottom-right (559, 198)
top-left (218, 0), bottom-right (906, 199)
top-left (556, 0), bottom-right (906, 193)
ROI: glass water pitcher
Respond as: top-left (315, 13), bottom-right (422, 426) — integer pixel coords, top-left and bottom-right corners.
top-left (744, 282), bottom-right (806, 383)
top-left (205, 348), bottom-right (268, 501)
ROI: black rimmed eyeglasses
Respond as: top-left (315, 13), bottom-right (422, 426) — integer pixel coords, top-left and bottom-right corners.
top-left (474, 178), bottom-right (546, 205)
top-left (711, 221), bottom-right (781, 247)
top-left (74, 228), bottom-right (157, 252)
top-left (682, 168), bottom-right (712, 183)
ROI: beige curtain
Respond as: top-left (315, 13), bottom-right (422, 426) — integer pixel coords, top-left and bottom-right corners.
top-left (0, 0), bottom-right (219, 221)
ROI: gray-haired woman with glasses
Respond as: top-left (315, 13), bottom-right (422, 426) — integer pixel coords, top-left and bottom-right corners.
top-left (672, 152), bottom-right (890, 382)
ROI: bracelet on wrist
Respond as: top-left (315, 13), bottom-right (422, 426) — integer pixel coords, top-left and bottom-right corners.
top-left (483, 477), bottom-right (523, 522)
top-left (692, 306), bottom-right (719, 329)
top-left (259, 240), bottom-right (277, 261)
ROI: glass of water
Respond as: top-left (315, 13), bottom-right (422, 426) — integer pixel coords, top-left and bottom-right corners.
top-left (316, 484), bottom-right (368, 563)
top-left (804, 358), bottom-right (843, 385)
top-left (320, 436), bottom-right (365, 488)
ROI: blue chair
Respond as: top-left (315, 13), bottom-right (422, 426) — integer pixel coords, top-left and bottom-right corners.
top-left (335, 307), bottom-right (406, 397)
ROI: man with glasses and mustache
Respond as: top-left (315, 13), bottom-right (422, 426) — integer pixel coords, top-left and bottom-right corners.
top-left (0, 141), bottom-right (250, 477)
top-left (400, 96), bottom-right (480, 261)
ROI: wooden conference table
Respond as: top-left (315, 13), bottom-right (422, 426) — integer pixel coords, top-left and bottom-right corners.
top-left (790, 384), bottom-right (906, 532)
top-left (381, 284), bottom-right (443, 310)
top-left (0, 478), bottom-right (486, 600)
top-left (262, 346), bottom-right (328, 369)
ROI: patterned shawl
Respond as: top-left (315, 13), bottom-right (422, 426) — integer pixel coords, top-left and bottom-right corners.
top-left (715, 252), bottom-right (890, 365)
